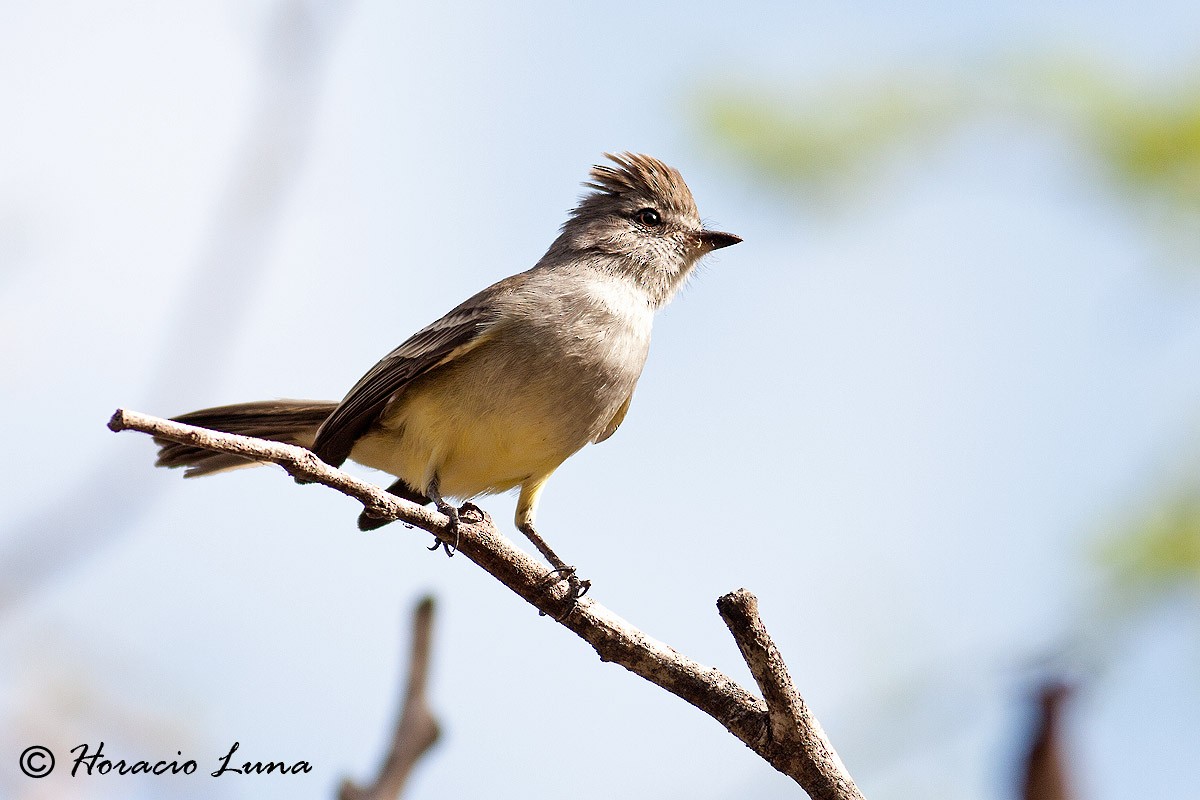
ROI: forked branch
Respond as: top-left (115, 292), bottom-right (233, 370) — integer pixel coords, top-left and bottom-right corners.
top-left (340, 596), bottom-right (441, 800)
top-left (109, 408), bottom-right (864, 800)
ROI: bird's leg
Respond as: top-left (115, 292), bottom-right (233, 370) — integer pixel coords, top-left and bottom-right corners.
top-left (516, 479), bottom-right (589, 610)
top-left (517, 521), bottom-right (590, 602)
top-left (425, 477), bottom-right (459, 557)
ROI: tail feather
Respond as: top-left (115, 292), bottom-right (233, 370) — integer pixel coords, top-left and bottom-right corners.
top-left (155, 400), bottom-right (338, 477)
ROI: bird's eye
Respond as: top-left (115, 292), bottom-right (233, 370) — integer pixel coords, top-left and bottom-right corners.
top-left (635, 208), bottom-right (662, 227)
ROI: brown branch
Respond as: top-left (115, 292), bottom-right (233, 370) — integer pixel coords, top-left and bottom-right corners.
top-left (340, 596), bottom-right (441, 800)
top-left (109, 408), bottom-right (864, 799)
top-left (1021, 682), bottom-right (1076, 800)
top-left (718, 590), bottom-right (864, 800)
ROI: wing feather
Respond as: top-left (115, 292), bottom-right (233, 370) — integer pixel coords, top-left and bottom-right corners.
top-left (311, 275), bottom-right (522, 466)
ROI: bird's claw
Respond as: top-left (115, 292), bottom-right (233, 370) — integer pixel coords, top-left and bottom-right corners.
top-left (429, 502), bottom-right (462, 557)
top-left (536, 566), bottom-right (591, 619)
top-left (427, 535), bottom-right (454, 555)
top-left (458, 501), bottom-right (487, 524)
top-left (556, 570), bottom-right (590, 600)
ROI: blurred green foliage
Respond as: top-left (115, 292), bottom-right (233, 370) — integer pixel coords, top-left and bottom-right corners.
top-left (699, 59), bottom-right (1200, 225)
top-left (1103, 492), bottom-right (1200, 599)
top-left (698, 75), bottom-right (965, 198)
top-left (1030, 61), bottom-right (1200, 220)
top-left (698, 58), bottom-right (1200, 606)
top-left (1095, 88), bottom-right (1200, 209)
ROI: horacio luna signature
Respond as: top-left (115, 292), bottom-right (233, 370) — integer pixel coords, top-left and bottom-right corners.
top-left (69, 741), bottom-right (312, 777)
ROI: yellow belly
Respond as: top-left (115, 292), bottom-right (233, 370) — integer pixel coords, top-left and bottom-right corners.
top-left (344, 286), bottom-right (652, 502)
top-left (346, 353), bottom-right (602, 499)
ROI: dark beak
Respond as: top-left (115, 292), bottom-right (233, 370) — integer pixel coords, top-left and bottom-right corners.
top-left (698, 230), bottom-right (742, 252)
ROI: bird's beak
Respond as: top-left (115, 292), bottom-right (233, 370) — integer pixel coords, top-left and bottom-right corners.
top-left (698, 230), bottom-right (742, 252)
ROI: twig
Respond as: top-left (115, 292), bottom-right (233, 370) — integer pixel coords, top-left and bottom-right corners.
top-left (340, 596), bottom-right (441, 800)
top-left (109, 408), bottom-right (865, 799)
top-left (718, 590), bottom-right (864, 800)
top-left (1021, 682), bottom-right (1076, 800)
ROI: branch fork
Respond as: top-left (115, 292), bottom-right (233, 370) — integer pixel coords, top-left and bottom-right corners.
top-left (109, 408), bottom-right (864, 800)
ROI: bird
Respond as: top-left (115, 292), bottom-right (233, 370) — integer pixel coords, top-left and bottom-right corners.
top-left (154, 152), bottom-right (740, 599)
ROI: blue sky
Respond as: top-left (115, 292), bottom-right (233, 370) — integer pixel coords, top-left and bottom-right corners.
top-left (2, 2), bottom-right (1199, 798)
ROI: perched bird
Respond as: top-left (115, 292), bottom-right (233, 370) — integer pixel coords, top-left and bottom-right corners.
top-left (155, 153), bottom-right (740, 598)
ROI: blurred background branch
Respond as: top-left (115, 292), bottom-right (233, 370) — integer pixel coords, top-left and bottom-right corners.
top-left (1020, 682), bottom-right (1077, 800)
top-left (340, 596), bottom-right (440, 800)
top-left (0, 0), bottom-right (355, 615)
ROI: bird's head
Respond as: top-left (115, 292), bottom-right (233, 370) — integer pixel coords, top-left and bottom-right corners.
top-left (552, 153), bottom-right (740, 306)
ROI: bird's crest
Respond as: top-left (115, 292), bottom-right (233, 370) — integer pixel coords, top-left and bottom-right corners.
top-left (573, 152), bottom-right (697, 218)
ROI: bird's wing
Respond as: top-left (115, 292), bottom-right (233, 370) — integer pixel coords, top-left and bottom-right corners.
top-left (311, 275), bottom-right (520, 467)
top-left (594, 393), bottom-right (633, 444)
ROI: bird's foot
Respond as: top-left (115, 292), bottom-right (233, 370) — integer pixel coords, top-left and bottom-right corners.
top-left (428, 501), bottom-right (461, 557)
top-left (545, 566), bottom-right (591, 600)
top-left (516, 521), bottom-right (589, 618)
top-left (538, 565), bottom-right (591, 620)
top-left (458, 501), bottom-right (488, 525)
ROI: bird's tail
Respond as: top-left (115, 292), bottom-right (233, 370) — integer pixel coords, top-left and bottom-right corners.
top-left (154, 400), bottom-right (338, 477)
